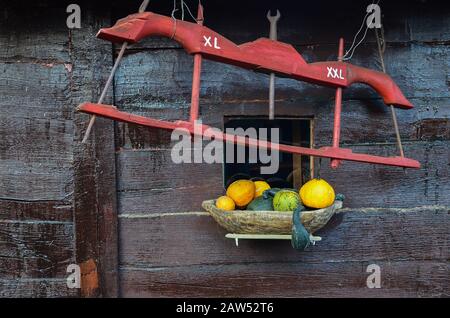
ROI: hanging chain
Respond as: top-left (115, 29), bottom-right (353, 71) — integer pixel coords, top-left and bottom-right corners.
top-left (81, 0), bottom-right (150, 144)
top-left (374, 26), bottom-right (404, 157)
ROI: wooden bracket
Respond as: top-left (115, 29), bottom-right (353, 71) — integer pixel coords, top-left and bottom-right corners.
top-left (225, 233), bottom-right (322, 247)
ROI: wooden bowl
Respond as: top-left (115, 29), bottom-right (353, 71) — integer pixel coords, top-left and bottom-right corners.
top-left (202, 200), bottom-right (343, 234)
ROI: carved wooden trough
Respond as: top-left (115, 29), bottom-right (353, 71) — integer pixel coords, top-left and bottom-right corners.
top-left (202, 199), bottom-right (343, 235)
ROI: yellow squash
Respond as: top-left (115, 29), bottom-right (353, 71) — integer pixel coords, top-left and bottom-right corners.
top-left (226, 179), bottom-right (255, 207)
top-left (215, 195), bottom-right (236, 211)
top-left (253, 180), bottom-right (271, 198)
top-left (300, 178), bottom-right (335, 209)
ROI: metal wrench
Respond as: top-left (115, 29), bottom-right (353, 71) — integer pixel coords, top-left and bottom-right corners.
top-left (267, 9), bottom-right (280, 120)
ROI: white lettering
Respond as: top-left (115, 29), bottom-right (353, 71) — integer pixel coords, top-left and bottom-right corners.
top-left (327, 66), bottom-right (345, 80)
top-left (203, 35), bottom-right (221, 49)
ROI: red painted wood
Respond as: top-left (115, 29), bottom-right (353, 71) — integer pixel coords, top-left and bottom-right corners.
top-left (189, 5), bottom-right (204, 123)
top-left (79, 9), bottom-right (420, 170)
top-left (97, 11), bottom-right (413, 109)
top-left (77, 103), bottom-right (420, 169)
top-left (331, 38), bottom-right (345, 169)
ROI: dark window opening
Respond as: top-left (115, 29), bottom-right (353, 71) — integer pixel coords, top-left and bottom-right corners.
top-left (223, 117), bottom-right (312, 189)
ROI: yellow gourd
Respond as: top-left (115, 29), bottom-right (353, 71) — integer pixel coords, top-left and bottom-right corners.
top-left (215, 196), bottom-right (236, 211)
top-left (253, 180), bottom-right (271, 198)
top-left (300, 178), bottom-right (335, 209)
top-left (226, 179), bottom-right (255, 207)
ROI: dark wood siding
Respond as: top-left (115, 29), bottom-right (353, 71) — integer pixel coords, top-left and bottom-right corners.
top-left (0, 0), bottom-right (448, 297)
top-left (1, 0), bottom-right (77, 297)
top-left (113, 0), bottom-right (449, 297)
top-left (0, 0), bottom-right (115, 297)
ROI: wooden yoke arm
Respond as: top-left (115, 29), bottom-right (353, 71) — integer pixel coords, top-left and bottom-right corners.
top-left (97, 12), bottom-right (413, 109)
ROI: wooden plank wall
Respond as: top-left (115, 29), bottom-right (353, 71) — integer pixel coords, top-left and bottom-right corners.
top-left (0, 0), bottom-right (76, 297)
top-left (0, 0), bottom-right (448, 297)
top-left (112, 0), bottom-right (449, 297)
top-left (70, 3), bottom-right (119, 297)
top-left (0, 0), bottom-right (114, 297)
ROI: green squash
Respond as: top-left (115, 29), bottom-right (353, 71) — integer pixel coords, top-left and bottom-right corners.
top-left (262, 188), bottom-right (281, 199)
top-left (273, 190), bottom-right (301, 211)
top-left (247, 196), bottom-right (274, 211)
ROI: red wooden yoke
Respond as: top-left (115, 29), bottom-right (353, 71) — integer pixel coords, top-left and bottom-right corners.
top-left (77, 9), bottom-right (420, 169)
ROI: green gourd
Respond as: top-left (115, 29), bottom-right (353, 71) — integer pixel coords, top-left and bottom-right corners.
top-left (291, 206), bottom-right (313, 250)
top-left (262, 188), bottom-right (281, 199)
top-left (247, 196), bottom-right (274, 211)
top-left (273, 190), bottom-right (301, 211)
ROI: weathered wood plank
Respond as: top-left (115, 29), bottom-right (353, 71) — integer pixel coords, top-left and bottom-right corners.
top-left (113, 96), bottom-right (450, 150)
top-left (0, 278), bottom-right (78, 298)
top-left (319, 141), bottom-right (450, 208)
top-left (0, 118), bottom-right (73, 201)
top-left (120, 260), bottom-right (449, 297)
top-left (116, 149), bottom-right (223, 214)
top-left (113, 44), bottom-right (450, 112)
top-left (0, 221), bottom-right (74, 279)
top-left (0, 158), bottom-right (73, 202)
top-left (0, 62), bottom-right (74, 201)
top-left (0, 62), bottom-right (73, 119)
top-left (0, 1), bottom-right (78, 298)
top-left (415, 118), bottom-right (450, 141)
top-left (118, 206), bottom-right (449, 268)
top-left (95, 118), bottom-right (120, 298)
top-left (0, 117), bottom-right (73, 155)
top-left (118, 184), bottom-right (223, 215)
top-left (0, 199), bottom-right (72, 222)
top-left (112, 43), bottom-right (450, 151)
top-left (112, 0), bottom-right (450, 49)
top-left (116, 148), bottom-right (223, 191)
top-left (116, 140), bottom-right (449, 213)
top-left (0, 2), bottom-right (74, 204)
top-left (118, 205), bottom-right (449, 298)
top-left (0, 3), bottom-right (70, 62)
top-left (71, 4), bottom-right (119, 297)
top-left (116, 124), bottom-right (175, 150)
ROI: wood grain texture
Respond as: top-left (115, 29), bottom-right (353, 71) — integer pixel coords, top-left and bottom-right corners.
top-left (0, 1), bottom-right (78, 298)
top-left (0, 199), bottom-right (72, 222)
top-left (0, 63), bottom-right (74, 201)
top-left (0, 0), bottom-right (448, 298)
top-left (0, 278), bottom-right (78, 298)
top-left (113, 44), bottom-right (450, 108)
top-left (116, 140), bottom-right (449, 215)
top-left (0, 221), bottom-right (74, 279)
top-left (118, 206), bottom-right (449, 268)
top-left (0, 2), bottom-right (70, 62)
top-left (116, 147), bottom-right (224, 215)
top-left (319, 141), bottom-right (450, 207)
top-left (113, 96), bottom-right (450, 150)
top-left (95, 118), bottom-right (120, 297)
top-left (112, 0), bottom-right (450, 48)
top-left (118, 206), bottom-right (449, 297)
top-left (102, 0), bottom-right (450, 298)
top-left (120, 260), bottom-right (448, 298)
top-left (71, 3), bottom-right (119, 297)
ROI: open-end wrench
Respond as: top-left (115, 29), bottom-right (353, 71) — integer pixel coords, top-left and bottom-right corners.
top-left (267, 9), bottom-right (280, 120)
